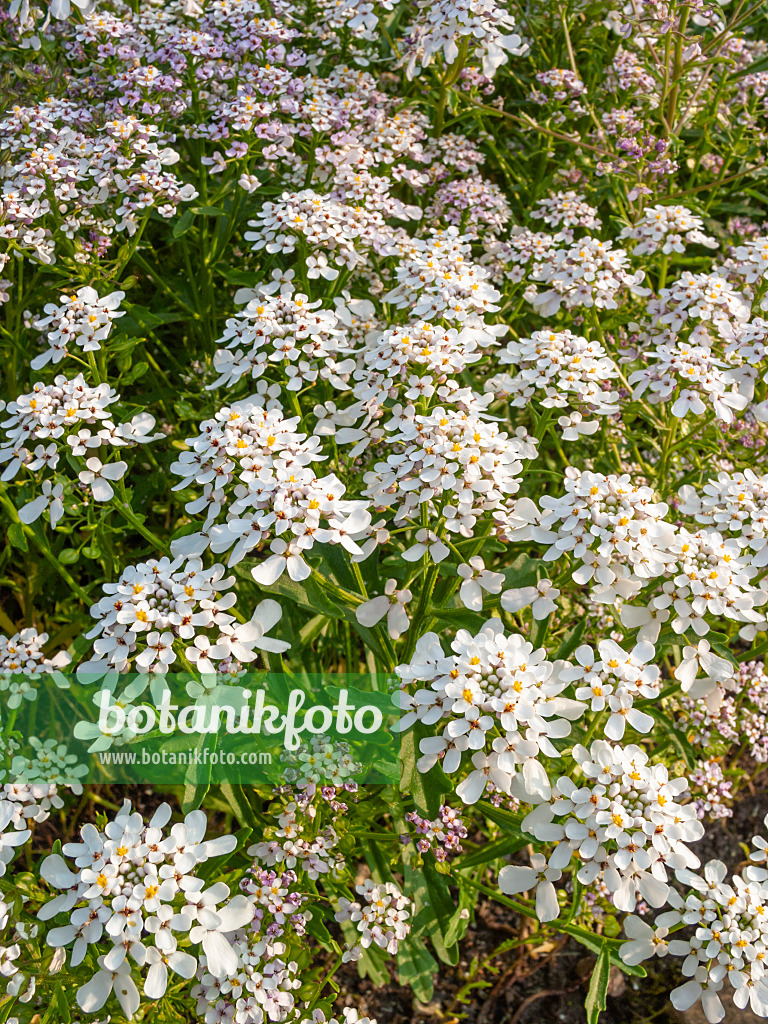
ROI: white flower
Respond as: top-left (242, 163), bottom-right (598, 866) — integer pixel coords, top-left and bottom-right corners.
top-left (673, 640), bottom-right (733, 696)
top-left (187, 888), bottom-right (254, 979)
top-left (18, 481), bottom-right (64, 527)
top-left (498, 853), bottom-right (562, 922)
top-left (78, 458), bottom-right (127, 502)
top-left (251, 538), bottom-right (311, 585)
top-left (456, 751), bottom-right (511, 804)
top-left (356, 580), bottom-right (412, 638)
top-left (501, 579), bottom-right (560, 619)
top-left (619, 914), bottom-right (675, 965)
top-left (144, 946), bottom-right (197, 999)
top-left (233, 599), bottom-right (290, 654)
top-left (620, 602), bottom-right (670, 643)
top-left (77, 958), bottom-right (140, 1018)
top-left (457, 557), bottom-right (504, 611)
top-left (402, 529), bottom-right (450, 564)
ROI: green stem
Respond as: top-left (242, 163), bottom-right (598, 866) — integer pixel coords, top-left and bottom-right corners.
top-left (0, 492), bottom-right (92, 606)
top-left (112, 481), bottom-right (172, 558)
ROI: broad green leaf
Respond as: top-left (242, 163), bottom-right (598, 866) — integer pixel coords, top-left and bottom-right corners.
top-left (397, 934), bottom-right (438, 1002)
top-left (400, 727), bottom-right (447, 817)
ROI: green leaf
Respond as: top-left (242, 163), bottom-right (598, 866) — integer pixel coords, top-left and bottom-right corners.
top-left (121, 304), bottom-right (185, 335)
top-left (643, 704), bottom-right (696, 769)
top-left (305, 910), bottom-right (335, 949)
top-left (655, 627), bottom-right (690, 651)
top-left (8, 522), bottom-right (28, 552)
top-left (460, 833), bottom-right (527, 868)
top-left (500, 553), bottom-right (541, 589)
top-left (181, 783), bottom-right (210, 813)
top-left (55, 984), bottom-right (72, 1023)
top-left (585, 946), bottom-right (611, 1024)
top-left (121, 360), bottom-right (149, 384)
top-left (191, 204), bottom-right (227, 215)
top-left (372, 758), bottom-right (400, 783)
top-left (397, 934), bottom-right (438, 1002)
top-left (220, 782), bottom-right (261, 831)
top-left (556, 618), bottom-right (588, 660)
top-left (707, 630), bottom-right (738, 668)
top-left (531, 612), bottom-right (551, 648)
top-left (172, 208), bottom-right (196, 238)
top-left (408, 858), bottom-right (459, 964)
top-left (400, 727), bottom-right (446, 817)
top-left (219, 267), bottom-right (258, 286)
top-left (476, 801), bottom-right (526, 837)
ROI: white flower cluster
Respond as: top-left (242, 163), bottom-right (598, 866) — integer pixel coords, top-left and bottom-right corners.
top-left (0, 802), bottom-right (31, 879)
top-left (620, 814), bottom-right (768, 1022)
top-left (209, 282), bottom-right (354, 393)
top-left (335, 879), bottom-right (412, 957)
top-left (191, 866), bottom-right (303, 1024)
top-left (679, 469), bottom-right (768, 568)
top-left (620, 205), bottom-right (718, 256)
top-left (8, 0), bottom-right (93, 50)
top-left (2, 782), bottom-right (67, 829)
top-left (425, 175), bottom-right (512, 240)
top-left (488, 328), bottom-right (620, 438)
top-left (10, 739), bottom-right (87, 787)
top-left (0, 628), bottom-right (70, 708)
top-left (645, 272), bottom-right (752, 341)
top-left (510, 740), bottom-right (703, 915)
top-left (537, 468), bottom-right (764, 638)
top-left (31, 286), bottom-right (125, 369)
top-left (402, 0), bottom-right (527, 80)
top-left (394, 620), bottom-right (586, 805)
top-left (384, 228), bottom-right (505, 329)
top-left (79, 556), bottom-right (288, 676)
top-left (529, 190), bottom-right (600, 237)
top-left (38, 802), bottom-right (251, 1015)
top-left (249, 800), bottom-right (343, 881)
top-left (362, 403), bottom-right (536, 536)
top-left (528, 237), bottom-right (648, 316)
top-left (560, 638), bottom-right (660, 740)
top-left (281, 734), bottom-right (363, 787)
top-left (539, 468), bottom-right (675, 604)
top-left (731, 235), bottom-right (768, 287)
top-left (170, 394), bottom-right (371, 580)
top-left (0, 374), bottom-right (158, 523)
top-left (629, 340), bottom-right (749, 423)
top-left (245, 188), bottom-right (372, 273)
top-left (351, 320), bottom-right (484, 415)
top-left (0, 107), bottom-right (196, 264)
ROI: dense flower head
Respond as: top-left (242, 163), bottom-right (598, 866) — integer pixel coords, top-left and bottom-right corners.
top-left (170, 393), bottom-right (372, 576)
top-left (528, 236), bottom-right (648, 316)
top-left (80, 556), bottom-right (288, 677)
top-left (362, 403), bottom-right (536, 534)
top-left (37, 801), bottom-right (248, 1013)
top-left (335, 879), bottom-right (411, 955)
top-left (394, 620), bottom-right (586, 804)
top-left (619, 205), bottom-right (717, 256)
top-left (488, 328), bottom-right (620, 436)
top-left (0, 629), bottom-right (70, 707)
top-left (515, 739), bottom-right (704, 914)
top-left (209, 280), bottom-right (354, 393)
top-left (31, 286), bottom-right (125, 369)
top-left (402, 0), bottom-right (527, 80)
